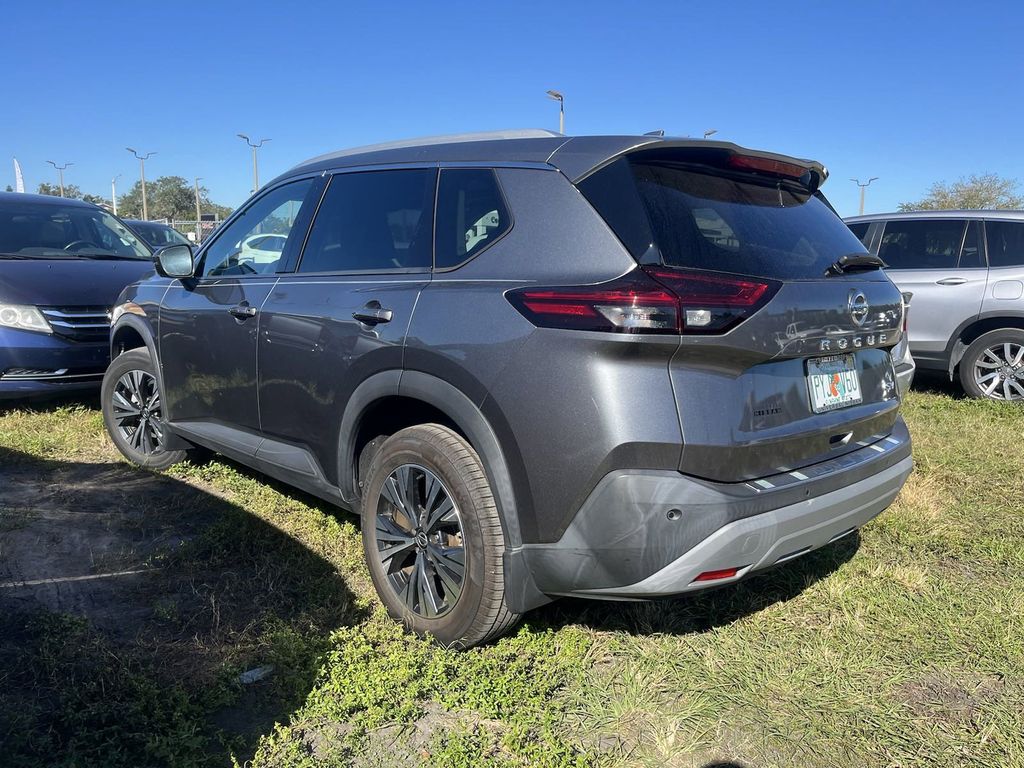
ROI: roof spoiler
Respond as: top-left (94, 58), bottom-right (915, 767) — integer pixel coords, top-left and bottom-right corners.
top-left (554, 137), bottom-right (829, 193)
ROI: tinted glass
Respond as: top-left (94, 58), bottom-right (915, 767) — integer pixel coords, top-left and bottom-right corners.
top-left (132, 222), bottom-right (190, 247)
top-left (846, 221), bottom-right (870, 244)
top-left (298, 169), bottom-right (435, 273)
top-left (435, 169), bottom-right (511, 268)
top-left (0, 202), bottom-right (150, 259)
top-left (960, 221), bottom-right (982, 268)
top-left (201, 179), bottom-right (313, 277)
top-left (878, 219), bottom-right (965, 270)
top-left (579, 155), bottom-right (867, 280)
top-left (985, 220), bottom-right (1024, 268)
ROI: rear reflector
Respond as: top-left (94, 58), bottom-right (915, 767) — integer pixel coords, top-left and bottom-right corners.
top-left (693, 567), bottom-right (741, 582)
top-left (507, 268), bottom-right (778, 335)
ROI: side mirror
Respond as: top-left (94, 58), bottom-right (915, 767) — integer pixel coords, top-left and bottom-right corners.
top-left (153, 244), bottom-right (194, 278)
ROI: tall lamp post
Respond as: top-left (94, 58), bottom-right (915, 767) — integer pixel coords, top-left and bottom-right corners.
top-left (111, 174), bottom-right (121, 215)
top-left (851, 177), bottom-right (879, 216)
top-left (545, 90), bottom-right (564, 134)
top-left (126, 148), bottom-right (156, 220)
top-left (194, 177), bottom-right (203, 244)
top-left (703, 129), bottom-right (718, 139)
top-left (46, 160), bottom-right (72, 197)
top-left (237, 134), bottom-right (271, 194)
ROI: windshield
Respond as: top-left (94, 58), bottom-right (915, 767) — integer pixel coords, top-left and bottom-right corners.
top-left (0, 201), bottom-right (151, 259)
top-left (130, 221), bottom-right (191, 248)
top-left (578, 151), bottom-right (871, 280)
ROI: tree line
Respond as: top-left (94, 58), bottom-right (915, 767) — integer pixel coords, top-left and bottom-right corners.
top-left (6, 177), bottom-right (235, 221)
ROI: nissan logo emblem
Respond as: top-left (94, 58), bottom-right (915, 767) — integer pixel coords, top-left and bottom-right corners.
top-left (849, 291), bottom-right (869, 326)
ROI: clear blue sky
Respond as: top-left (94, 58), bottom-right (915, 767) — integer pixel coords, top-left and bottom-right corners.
top-left (2, 0), bottom-right (1020, 217)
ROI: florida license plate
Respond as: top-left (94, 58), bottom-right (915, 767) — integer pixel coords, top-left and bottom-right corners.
top-left (807, 354), bottom-right (862, 413)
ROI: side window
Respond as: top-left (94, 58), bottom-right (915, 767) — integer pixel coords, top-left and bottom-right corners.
top-left (201, 179), bottom-right (314, 277)
top-left (298, 169), bottom-right (435, 273)
top-left (959, 221), bottom-right (983, 268)
top-left (435, 169), bottom-right (511, 269)
top-left (985, 220), bottom-right (1024, 268)
top-left (846, 221), bottom-right (870, 245)
top-left (878, 219), bottom-right (965, 270)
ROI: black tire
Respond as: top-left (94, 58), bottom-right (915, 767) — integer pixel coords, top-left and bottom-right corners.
top-left (958, 329), bottom-right (1024, 401)
top-left (102, 347), bottom-right (190, 469)
top-left (361, 424), bottom-right (520, 648)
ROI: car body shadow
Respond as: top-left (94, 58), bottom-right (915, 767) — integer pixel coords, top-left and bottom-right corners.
top-left (0, 444), bottom-right (363, 765)
top-left (529, 534), bottom-right (860, 637)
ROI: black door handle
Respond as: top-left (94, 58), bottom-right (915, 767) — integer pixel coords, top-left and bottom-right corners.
top-left (352, 306), bottom-right (393, 325)
top-left (228, 304), bottom-right (257, 319)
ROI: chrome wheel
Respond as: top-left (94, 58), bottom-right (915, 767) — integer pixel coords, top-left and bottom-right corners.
top-left (111, 370), bottom-right (165, 454)
top-left (973, 342), bottom-right (1024, 401)
top-left (374, 464), bottom-right (465, 618)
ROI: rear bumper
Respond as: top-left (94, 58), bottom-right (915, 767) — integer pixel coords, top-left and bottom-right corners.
top-left (0, 327), bottom-right (107, 400)
top-left (520, 417), bottom-right (912, 599)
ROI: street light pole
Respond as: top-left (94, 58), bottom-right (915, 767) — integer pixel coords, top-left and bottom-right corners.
top-left (111, 174), bottom-right (121, 215)
top-left (237, 134), bottom-right (271, 194)
top-left (703, 129), bottom-right (718, 139)
top-left (126, 148), bottom-right (156, 220)
top-left (850, 177), bottom-right (880, 216)
top-left (194, 177), bottom-right (203, 244)
top-left (545, 90), bottom-right (564, 134)
top-left (46, 160), bottom-right (72, 197)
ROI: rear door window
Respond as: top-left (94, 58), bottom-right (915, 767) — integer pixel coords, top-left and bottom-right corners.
top-left (578, 153), bottom-right (868, 280)
top-left (985, 220), bottom-right (1024, 267)
top-left (298, 169), bottom-right (436, 274)
top-left (846, 221), bottom-right (870, 245)
top-left (878, 219), bottom-right (965, 270)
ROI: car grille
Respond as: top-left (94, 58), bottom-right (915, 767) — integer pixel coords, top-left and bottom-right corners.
top-left (39, 306), bottom-right (111, 343)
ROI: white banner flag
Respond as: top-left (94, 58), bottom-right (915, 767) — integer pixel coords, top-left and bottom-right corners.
top-left (13, 158), bottom-right (25, 193)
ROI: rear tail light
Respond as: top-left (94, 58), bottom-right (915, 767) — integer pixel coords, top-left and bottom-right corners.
top-left (506, 267), bottom-right (778, 335)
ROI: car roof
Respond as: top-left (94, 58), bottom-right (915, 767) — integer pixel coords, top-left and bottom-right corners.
top-left (846, 209), bottom-right (1024, 223)
top-left (0, 191), bottom-right (97, 208)
top-left (124, 219), bottom-right (171, 227)
top-left (279, 130), bottom-right (828, 186)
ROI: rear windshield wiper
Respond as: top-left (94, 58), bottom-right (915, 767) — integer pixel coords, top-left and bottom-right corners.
top-left (826, 253), bottom-right (886, 275)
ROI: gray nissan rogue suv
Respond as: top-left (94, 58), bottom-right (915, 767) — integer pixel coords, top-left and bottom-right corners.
top-left (102, 131), bottom-right (913, 647)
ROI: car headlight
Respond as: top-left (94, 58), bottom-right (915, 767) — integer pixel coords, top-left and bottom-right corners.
top-left (0, 303), bottom-right (52, 334)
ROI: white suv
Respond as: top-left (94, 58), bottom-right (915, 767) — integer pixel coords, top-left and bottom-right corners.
top-left (846, 210), bottom-right (1024, 401)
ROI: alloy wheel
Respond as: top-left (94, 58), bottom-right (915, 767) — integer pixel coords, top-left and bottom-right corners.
top-left (111, 370), bottom-right (166, 454)
top-left (973, 342), bottom-right (1024, 401)
top-left (374, 463), bottom-right (465, 618)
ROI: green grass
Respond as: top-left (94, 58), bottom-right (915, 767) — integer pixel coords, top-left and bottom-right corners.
top-left (0, 390), bottom-right (1022, 767)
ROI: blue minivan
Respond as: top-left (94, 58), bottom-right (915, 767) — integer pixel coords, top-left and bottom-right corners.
top-left (0, 192), bottom-right (155, 399)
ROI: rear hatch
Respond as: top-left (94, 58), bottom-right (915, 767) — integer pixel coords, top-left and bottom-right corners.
top-left (577, 145), bottom-right (905, 482)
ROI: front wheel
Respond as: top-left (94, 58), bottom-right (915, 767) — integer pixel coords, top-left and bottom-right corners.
top-left (959, 329), bottom-right (1024, 401)
top-left (361, 424), bottom-right (520, 648)
top-left (102, 347), bottom-right (190, 469)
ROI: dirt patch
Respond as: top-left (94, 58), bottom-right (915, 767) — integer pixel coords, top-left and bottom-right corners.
top-left (0, 459), bottom-right (214, 641)
top-left (898, 670), bottom-right (1007, 726)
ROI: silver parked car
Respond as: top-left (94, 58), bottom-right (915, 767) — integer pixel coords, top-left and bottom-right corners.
top-left (846, 210), bottom-right (1024, 401)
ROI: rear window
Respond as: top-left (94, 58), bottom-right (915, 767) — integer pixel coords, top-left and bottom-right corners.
top-left (578, 153), bottom-right (868, 280)
top-left (986, 220), bottom-right (1024, 268)
top-left (878, 219), bottom-right (965, 269)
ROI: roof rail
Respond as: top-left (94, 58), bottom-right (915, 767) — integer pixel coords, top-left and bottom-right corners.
top-left (302, 128), bottom-right (563, 166)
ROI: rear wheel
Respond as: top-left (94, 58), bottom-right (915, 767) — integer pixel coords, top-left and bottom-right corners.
top-left (959, 329), bottom-right (1024, 401)
top-left (361, 424), bottom-right (520, 648)
top-left (102, 348), bottom-right (190, 469)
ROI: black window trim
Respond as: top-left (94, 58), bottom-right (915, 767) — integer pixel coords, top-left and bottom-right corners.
top-left (291, 166), bottom-right (438, 277)
top-left (431, 165), bottom-right (516, 274)
top-left (194, 173), bottom-right (323, 280)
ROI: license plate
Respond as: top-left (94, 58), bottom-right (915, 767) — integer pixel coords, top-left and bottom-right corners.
top-left (806, 354), bottom-right (862, 413)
